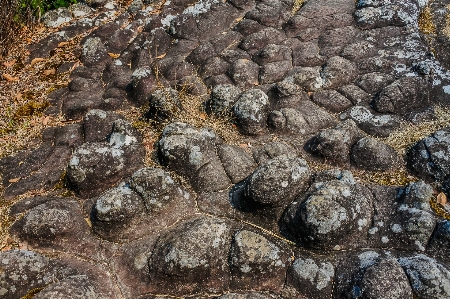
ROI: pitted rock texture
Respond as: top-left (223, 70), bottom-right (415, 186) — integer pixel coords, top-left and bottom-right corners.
top-left (3, 0), bottom-right (450, 298)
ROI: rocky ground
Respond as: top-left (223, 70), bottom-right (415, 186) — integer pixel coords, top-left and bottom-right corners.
top-left (1, 0), bottom-right (450, 298)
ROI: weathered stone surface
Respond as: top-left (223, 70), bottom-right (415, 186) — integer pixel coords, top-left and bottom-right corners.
top-left (350, 137), bottom-right (401, 171)
top-left (335, 251), bottom-right (413, 299)
top-left (207, 84), bottom-right (242, 116)
top-left (399, 254), bottom-right (450, 299)
top-left (67, 119), bottom-right (145, 198)
top-left (312, 89), bottom-right (353, 113)
top-left (145, 87), bottom-right (182, 121)
top-left (407, 127), bottom-right (450, 183)
top-left (218, 144), bottom-right (257, 183)
top-left (281, 172), bottom-right (373, 250)
top-left (233, 89), bottom-right (270, 135)
top-left (158, 122), bottom-right (231, 192)
top-left (322, 56), bottom-right (358, 88)
top-left (42, 7), bottom-right (73, 28)
top-left (148, 217), bottom-right (232, 295)
top-left (229, 230), bottom-right (290, 291)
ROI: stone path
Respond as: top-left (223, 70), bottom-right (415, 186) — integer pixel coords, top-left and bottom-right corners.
top-left (2, 0), bottom-right (450, 298)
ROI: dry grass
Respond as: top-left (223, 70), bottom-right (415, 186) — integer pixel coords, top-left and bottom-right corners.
top-left (419, 5), bottom-right (437, 35)
top-left (292, 0), bottom-right (306, 14)
top-left (443, 4), bottom-right (450, 38)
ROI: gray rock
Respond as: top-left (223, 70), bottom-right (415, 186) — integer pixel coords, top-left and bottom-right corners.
top-left (335, 251), bottom-right (413, 299)
top-left (33, 275), bottom-right (100, 299)
top-left (67, 119), bottom-right (144, 198)
top-left (80, 37), bottom-right (109, 67)
top-left (228, 59), bottom-right (260, 89)
top-left (83, 109), bottom-right (123, 143)
top-left (340, 106), bottom-right (401, 137)
top-left (282, 176), bottom-right (373, 250)
top-left (69, 3), bottom-right (94, 18)
top-left (350, 137), bottom-right (401, 171)
top-left (311, 89), bottom-right (353, 113)
top-left (148, 217), bottom-right (232, 295)
top-left (158, 122), bottom-right (231, 192)
top-left (216, 293), bottom-right (276, 299)
top-left (252, 142), bottom-right (297, 165)
top-left (233, 89), bottom-right (270, 135)
top-left (356, 72), bottom-right (395, 95)
top-left (407, 127), bottom-right (450, 183)
top-left (399, 254), bottom-right (450, 299)
top-left (259, 60), bottom-right (292, 84)
top-left (286, 67), bottom-right (323, 92)
top-left (287, 254), bottom-right (335, 299)
top-left (229, 230), bottom-right (290, 291)
top-left (321, 56), bottom-right (358, 89)
top-left (253, 44), bottom-right (292, 65)
top-left (244, 155), bottom-right (311, 209)
top-left (218, 144), bottom-right (257, 183)
top-left (128, 0), bottom-right (143, 13)
top-left (42, 8), bottom-right (73, 28)
top-left (399, 180), bottom-right (434, 212)
top-left (208, 84), bottom-right (242, 116)
top-left (309, 120), bottom-right (365, 164)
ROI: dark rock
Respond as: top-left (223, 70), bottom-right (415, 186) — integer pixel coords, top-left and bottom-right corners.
top-left (350, 137), bottom-right (401, 171)
top-left (229, 230), bottom-right (290, 291)
top-left (281, 174), bottom-right (373, 250)
top-left (228, 59), bottom-right (260, 89)
top-left (129, 67), bottom-right (159, 105)
top-left (356, 72), bottom-right (395, 95)
top-left (399, 254), bottom-right (450, 299)
top-left (284, 39), bottom-right (326, 67)
top-left (252, 142), bottom-right (297, 165)
top-left (245, 0), bottom-right (291, 27)
top-left (233, 89), bottom-right (270, 135)
top-left (285, 67), bottom-right (323, 92)
top-left (340, 106), bottom-right (401, 137)
top-left (340, 40), bottom-right (378, 61)
top-left (238, 155), bottom-right (310, 210)
top-left (216, 293), bottom-right (276, 299)
top-left (145, 87), bottom-right (182, 121)
top-left (221, 49), bottom-right (252, 64)
top-left (239, 28), bottom-right (286, 54)
top-left (148, 217), bottom-right (232, 295)
top-left (83, 109), bottom-right (123, 143)
top-left (80, 37), bottom-right (111, 68)
top-left (218, 145), bottom-right (257, 183)
top-left (33, 275), bottom-right (101, 299)
top-left (373, 76), bottom-right (432, 118)
top-left (67, 119), bottom-right (145, 198)
top-left (158, 122), bottom-right (231, 192)
top-left (252, 44), bottom-right (292, 65)
top-left (177, 75), bottom-right (208, 96)
top-left (286, 254), bottom-right (335, 299)
top-left (308, 120), bottom-right (364, 165)
top-left (311, 89), bottom-right (353, 113)
top-left (400, 180), bottom-right (434, 212)
top-left (207, 84), bottom-right (242, 116)
top-left (335, 251), bottom-right (413, 299)
top-left (234, 19), bottom-right (266, 36)
top-left (322, 56), bottom-right (358, 89)
top-left (199, 57), bottom-right (230, 78)
top-left (407, 127), bottom-right (450, 183)
top-left (259, 60), bottom-right (292, 84)
top-left (337, 84), bottom-right (370, 106)
top-left (318, 26), bottom-right (358, 58)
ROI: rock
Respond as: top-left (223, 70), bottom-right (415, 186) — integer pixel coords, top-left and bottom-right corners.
top-left (158, 122), bottom-right (231, 192)
top-left (229, 230), bottom-right (290, 291)
top-left (218, 144), bottom-right (257, 183)
top-left (83, 109), bottom-right (123, 143)
top-left (337, 84), bottom-right (370, 106)
top-left (311, 89), bottom-right (353, 113)
top-left (244, 0), bottom-right (290, 27)
top-left (286, 254), bottom-right (335, 299)
top-left (399, 254), bottom-right (450, 299)
top-left (42, 7), bottom-right (73, 28)
top-left (372, 76), bottom-right (432, 119)
top-left (321, 56), bottom-right (358, 89)
top-left (216, 292), bottom-right (276, 299)
top-left (148, 217), bottom-right (232, 295)
top-left (340, 106), bottom-right (401, 137)
top-left (252, 142), bottom-right (297, 165)
top-left (259, 60), bottom-right (292, 84)
top-left (356, 72), bottom-right (395, 95)
top-left (253, 44), bottom-right (292, 65)
top-left (281, 175), bottom-right (373, 250)
top-left (228, 59), bottom-right (260, 89)
top-left (128, 0), bottom-right (143, 12)
top-left (286, 67), bottom-right (323, 92)
top-left (80, 37), bottom-right (110, 67)
top-left (33, 275), bottom-right (100, 299)
top-left (207, 84), bottom-right (242, 116)
top-left (233, 89), bottom-right (270, 135)
top-left (69, 3), bottom-right (94, 18)
top-left (399, 180), bottom-right (434, 212)
top-left (67, 119), bottom-right (145, 198)
top-left (145, 88), bottom-right (182, 121)
top-left (407, 127), bottom-right (450, 183)
top-left (308, 120), bottom-right (364, 165)
top-left (239, 28), bottom-right (286, 54)
top-left (335, 251), bottom-right (413, 299)
top-left (242, 155), bottom-right (311, 209)
top-left (350, 137), bottom-right (401, 171)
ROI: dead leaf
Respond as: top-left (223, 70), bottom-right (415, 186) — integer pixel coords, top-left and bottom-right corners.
top-left (2, 74), bottom-right (19, 81)
top-left (42, 116), bottom-right (50, 125)
top-left (16, 92), bottom-right (22, 101)
top-left (199, 112), bottom-right (206, 120)
top-left (57, 41), bottom-right (69, 47)
top-left (239, 143), bottom-right (247, 148)
top-left (3, 60), bottom-right (16, 67)
top-left (108, 53), bottom-right (120, 58)
top-left (43, 69), bottom-right (56, 76)
top-left (84, 217), bottom-right (92, 227)
top-left (437, 192), bottom-right (447, 206)
top-left (156, 53), bottom-right (166, 59)
top-left (30, 58), bottom-right (44, 66)
top-left (9, 178), bottom-right (20, 183)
